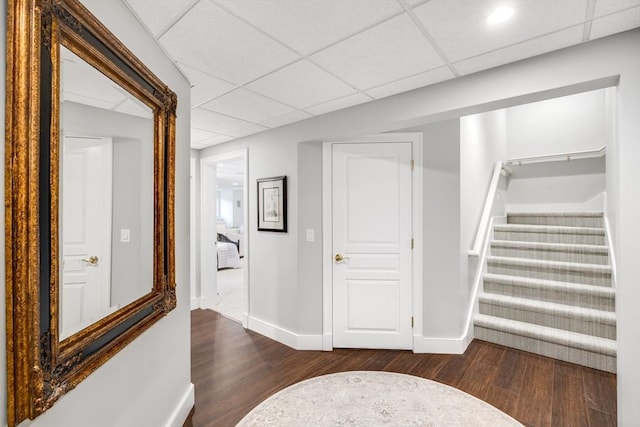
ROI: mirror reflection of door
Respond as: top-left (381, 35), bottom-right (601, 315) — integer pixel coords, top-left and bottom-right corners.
top-left (59, 44), bottom-right (155, 341)
top-left (60, 136), bottom-right (114, 340)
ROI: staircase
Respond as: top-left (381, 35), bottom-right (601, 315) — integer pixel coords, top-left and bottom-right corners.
top-left (474, 212), bottom-right (616, 373)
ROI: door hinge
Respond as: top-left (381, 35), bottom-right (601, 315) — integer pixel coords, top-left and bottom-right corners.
top-left (411, 316), bottom-right (414, 328)
top-left (411, 159), bottom-right (415, 171)
top-left (411, 238), bottom-right (414, 250)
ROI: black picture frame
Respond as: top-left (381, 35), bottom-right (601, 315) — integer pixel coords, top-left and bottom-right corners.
top-left (257, 176), bottom-right (287, 232)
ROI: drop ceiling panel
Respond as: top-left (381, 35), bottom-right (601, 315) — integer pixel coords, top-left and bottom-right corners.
top-left (201, 88), bottom-right (296, 123)
top-left (159, 0), bottom-right (298, 85)
top-left (304, 93), bottom-right (372, 116)
top-left (259, 110), bottom-right (313, 129)
top-left (195, 134), bottom-right (235, 149)
top-left (192, 134), bottom-right (235, 149)
top-left (126, 0), bottom-right (197, 37)
top-left (191, 127), bottom-right (222, 143)
top-left (594, 0), bottom-right (640, 16)
top-left (191, 107), bottom-right (268, 137)
top-left (311, 14), bottom-right (445, 90)
top-left (453, 25), bottom-right (584, 76)
top-left (590, 7), bottom-right (640, 39)
top-left (216, 0), bottom-right (403, 54)
top-left (178, 62), bottom-right (235, 107)
top-left (366, 66), bottom-right (455, 99)
top-left (405, 0), bottom-right (428, 7)
top-left (246, 60), bottom-right (356, 109)
top-left (414, 0), bottom-right (588, 62)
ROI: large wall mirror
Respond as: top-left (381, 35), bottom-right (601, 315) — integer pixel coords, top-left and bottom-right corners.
top-left (5, 0), bottom-right (177, 425)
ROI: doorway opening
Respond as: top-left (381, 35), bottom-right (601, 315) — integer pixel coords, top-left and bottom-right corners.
top-left (200, 149), bottom-right (249, 326)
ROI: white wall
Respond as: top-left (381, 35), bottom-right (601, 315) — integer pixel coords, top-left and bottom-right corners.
top-left (198, 30), bottom-right (640, 424)
top-left (217, 189), bottom-right (234, 226)
top-left (233, 190), bottom-right (244, 228)
top-left (1, 1), bottom-right (193, 426)
top-left (506, 158), bottom-right (606, 213)
top-left (460, 110), bottom-right (507, 252)
top-left (506, 89), bottom-right (607, 159)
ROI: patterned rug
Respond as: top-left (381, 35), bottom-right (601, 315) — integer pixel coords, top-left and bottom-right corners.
top-left (237, 371), bottom-right (523, 426)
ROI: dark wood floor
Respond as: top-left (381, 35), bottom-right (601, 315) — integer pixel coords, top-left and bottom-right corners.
top-left (184, 309), bottom-right (616, 427)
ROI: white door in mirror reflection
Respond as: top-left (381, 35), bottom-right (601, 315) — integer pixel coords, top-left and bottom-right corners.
top-left (60, 136), bottom-right (114, 340)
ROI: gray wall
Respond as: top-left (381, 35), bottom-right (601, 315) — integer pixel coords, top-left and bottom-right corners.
top-left (417, 120), bottom-right (462, 337)
top-left (297, 141), bottom-right (324, 334)
top-left (197, 30), bottom-right (640, 424)
top-left (111, 138), bottom-right (154, 308)
top-left (1, 1), bottom-right (192, 425)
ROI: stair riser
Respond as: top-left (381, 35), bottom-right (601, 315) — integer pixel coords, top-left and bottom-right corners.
top-left (494, 230), bottom-right (605, 245)
top-left (507, 216), bottom-right (603, 228)
top-left (491, 246), bottom-right (609, 265)
top-left (478, 302), bottom-right (616, 339)
top-left (487, 264), bottom-right (611, 286)
top-left (483, 281), bottom-right (615, 311)
top-left (474, 327), bottom-right (616, 373)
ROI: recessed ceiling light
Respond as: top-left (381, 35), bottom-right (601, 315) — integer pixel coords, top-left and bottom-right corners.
top-left (487, 6), bottom-right (514, 25)
top-left (232, 182), bottom-right (239, 186)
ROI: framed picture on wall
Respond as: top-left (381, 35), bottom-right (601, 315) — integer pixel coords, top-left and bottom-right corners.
top-left (257, 176), bottom-right (287, 232)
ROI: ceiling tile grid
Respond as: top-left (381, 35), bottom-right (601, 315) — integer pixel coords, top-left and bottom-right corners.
top-left (121, 0), bottom-right (640, 149)
top-left (246, 59), bottom-right (357, 109)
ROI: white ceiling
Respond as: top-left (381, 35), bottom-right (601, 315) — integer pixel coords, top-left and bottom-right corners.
top-left (61, 45), bottom-right (153, 119)
top-left (123, 0), bottom-right (640, 150)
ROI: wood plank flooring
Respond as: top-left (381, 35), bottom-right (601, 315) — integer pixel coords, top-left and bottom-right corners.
top-left (184, 309), bottom-right (617, 427)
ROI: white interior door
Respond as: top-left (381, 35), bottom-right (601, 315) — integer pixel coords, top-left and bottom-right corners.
top-left (60, 135), bottom-right (113, 340)
top-left (332, 142), bottom-right (413, 349)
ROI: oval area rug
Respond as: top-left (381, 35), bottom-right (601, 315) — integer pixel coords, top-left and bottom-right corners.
top-left (237, 371), bottom-right (523, 426)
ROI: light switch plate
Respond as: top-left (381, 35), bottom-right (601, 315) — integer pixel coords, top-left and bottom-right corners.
top-left (306, 229), bottom-right (315, 242)
top-left (120, 228), bottom-right (130, 243)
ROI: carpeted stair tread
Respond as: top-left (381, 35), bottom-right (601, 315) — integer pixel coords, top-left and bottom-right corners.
top-left (483, 273), bottom-right (615, 299)
top-left (486, 256), bottom-right (611, 275)
top-left (478, 293), bottom-right (616, 325)
top-left (474, 314), bottom-right (616, 356)
top-left (507, 212), bottom-right (604, 218)
top-left (490, 240), bottom-right (608, 254)
top-left (507, 212), bottom-right (604, 227)
top-left (494, 224), bottom-right (605, 236)
top-left (490, 240), bottom-right (609, 264)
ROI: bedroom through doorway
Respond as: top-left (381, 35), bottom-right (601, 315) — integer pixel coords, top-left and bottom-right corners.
top-left (199, 148), bottom-right (249, 325)
top-left (213, 155), bottom-right (246, 323)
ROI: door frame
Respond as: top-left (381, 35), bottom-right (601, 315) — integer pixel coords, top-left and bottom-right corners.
top-left (322, 133), bottom-right (423, 351)
top-left (199, 148), bottom-right (250, 327)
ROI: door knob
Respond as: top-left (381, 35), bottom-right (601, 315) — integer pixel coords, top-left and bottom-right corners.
top-left (335, 253), bottom-right (350, 263)
top-left (82, 255), bottom-right (99, 265)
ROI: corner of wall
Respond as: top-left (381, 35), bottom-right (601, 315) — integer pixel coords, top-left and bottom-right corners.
top-left (248, 315), bottom-right (323, 351)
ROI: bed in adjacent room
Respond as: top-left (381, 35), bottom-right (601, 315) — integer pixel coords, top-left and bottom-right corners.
top-left (217, 233), bottom-right (241, 269)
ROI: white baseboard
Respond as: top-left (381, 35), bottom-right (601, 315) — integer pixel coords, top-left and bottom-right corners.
top-left (248, 316), bottom-right (323, 350)
top-left (413, 331), bottom-right (473, 354)
top-left (199, 295), bottom-right (216, 311)
top-left (165, 383), bottom-right (194, 427)
top-left (190, 297), bottom-right (203, 311)
top-left (322, 332), bottom-right (333, 351)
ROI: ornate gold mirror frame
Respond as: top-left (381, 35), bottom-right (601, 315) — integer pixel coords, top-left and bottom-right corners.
top-left (5, 1), bottom-right (177, 425)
